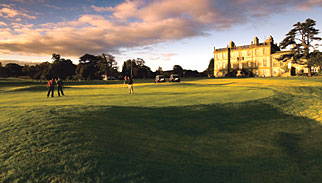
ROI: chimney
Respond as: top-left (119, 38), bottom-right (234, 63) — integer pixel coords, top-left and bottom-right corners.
top-left (254, 37), bottom-right (259, 45)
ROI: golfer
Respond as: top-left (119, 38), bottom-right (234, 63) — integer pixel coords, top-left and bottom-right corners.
top-left (128, 76), bottom-right (134, 94)
top-left (56, 77), bottom-right (64, 96)
top-left (47, 78), bottom-right (56, 97)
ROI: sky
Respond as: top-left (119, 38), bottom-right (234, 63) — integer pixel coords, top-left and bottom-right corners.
top-left (0, 0), bottom-right (322, 72)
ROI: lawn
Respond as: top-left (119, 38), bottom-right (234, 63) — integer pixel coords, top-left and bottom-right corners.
top-left (1, 77), bottom-right (322, 182)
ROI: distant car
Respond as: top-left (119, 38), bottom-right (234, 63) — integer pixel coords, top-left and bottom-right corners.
top-left (169, 74), bottom-right (180, 82)
top-left (155, 75), bottom-right (166, 83)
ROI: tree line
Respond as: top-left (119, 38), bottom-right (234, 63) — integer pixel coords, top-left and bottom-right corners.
top-left (0, 53), bottom-right (208, 80)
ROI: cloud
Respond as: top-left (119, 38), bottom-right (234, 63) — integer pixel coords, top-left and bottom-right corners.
top-left (0, 7), bottom-right (19, 17)
top-left (0, 4), bottom-right (13, 8)
top-left (136, 50), bottom-right (177, 61)
top-left (148, 53), bottom-right (175, 62)
top-left (0, 0), bottom-right (320, 57)
top-left (0, 4), bottom-right (36, 19)
top-left (296, 0), bottom-right (322, 10)
top-left (0, 59), bottom-right (40, 66)
top-left (91, 5), bottom-right (113, 12)
top-left (7, 0), bottom-right (47, 3)
top-left (0, 21), bottom-right (7, 26)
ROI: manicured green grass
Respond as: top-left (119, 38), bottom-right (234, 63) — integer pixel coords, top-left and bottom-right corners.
top-left (1, 77), bottom-right (322, 182)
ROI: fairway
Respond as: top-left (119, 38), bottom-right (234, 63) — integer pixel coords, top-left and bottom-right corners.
top-left (1, 77), bottom-right (322, 182)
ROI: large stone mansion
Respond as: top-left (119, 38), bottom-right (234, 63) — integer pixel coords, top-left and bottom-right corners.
top-left (213, 36), bottom-right (306, 77)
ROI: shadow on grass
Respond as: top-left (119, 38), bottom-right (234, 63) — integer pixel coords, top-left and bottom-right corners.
top-left (2, 100), bottom-right (322, 182)
top-left (78, 101), bottom-right (322, 183)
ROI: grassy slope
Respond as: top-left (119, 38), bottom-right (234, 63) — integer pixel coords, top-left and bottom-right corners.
top-left (1, 77), bottom-right (322, 182)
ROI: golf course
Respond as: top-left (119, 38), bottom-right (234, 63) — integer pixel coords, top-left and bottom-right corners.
top-left (1, 77), bottom-right (322, 183)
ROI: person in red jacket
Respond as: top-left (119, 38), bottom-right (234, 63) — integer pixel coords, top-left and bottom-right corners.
top-left (47, 78), bottom-right (56, 97)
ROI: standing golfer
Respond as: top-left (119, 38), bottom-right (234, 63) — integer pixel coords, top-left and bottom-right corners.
top-left (123, 75), bottom-right (127, 84)
top-left (128, 76), bottom-right (134, 94)
top-left (47, 78), bottom-right (56, 97)
top-left (56, 77), bottom-right (64, 96)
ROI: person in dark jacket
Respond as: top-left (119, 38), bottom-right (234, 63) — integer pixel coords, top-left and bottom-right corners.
top-left (47, 78), bottom-right (56, 97)
top-left (56, 77), bottom-right (64, 96)
top-left (128, 76), bottom-right (134, 94)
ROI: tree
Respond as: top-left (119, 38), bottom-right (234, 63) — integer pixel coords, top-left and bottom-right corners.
top-left (5, 63), bottom-right (23, 77)
top-left (137, 65), bottom-right (152, 79)
top-left (48, 53), bottom-right (76, 79)
top-left (156, 66), bottom-right (164, 76)
top-left (184, 70), bottom-right (201, 77)
top-left (310, 50), bottom-right (322, 72)
top-left (121, 58), bottom-right (153, 79)
top-left (22, 65), bottom-right (36, 78)
top-left (0, 62), bottom-right (8, 77)
top-left (50, 59), bottom-right (76, 80)
top-left (173, 65), bottom-right (183, 77)
top-left (97, 54), bottom-right (118, 78)
top-left (121, 59), bottom-right (138, 78)
top-left (207, 58), bottom-right (214, 77)
top-left (121, 60), bottom-right (130, 77)
top-left (135, 58), bottom-right (145, 67)
top-left (33, 62), bottom-right (51, 80)
top-left (79, 54), bottom-right (100, 65)
top-left (77, 54), bottom-right (100, 80)
top-left (75, 63), bottom-right (97, 80)
top-left (52, 53), bottom-right (61, 61)
top-left (280, 18), bottom-right (321, 76)
top-left (77, 53), bottom-right (119, 80)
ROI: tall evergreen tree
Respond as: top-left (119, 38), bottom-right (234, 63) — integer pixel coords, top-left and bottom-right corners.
top-left (280, 18), bottom-right (321, 76)
top-left (207, 58), bottom-right (214, 77)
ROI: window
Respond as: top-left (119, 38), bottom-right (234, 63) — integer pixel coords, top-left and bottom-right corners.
top-left (255, 60), bottom-right (258, 67)
top-left (280, 62), bottom-right (284, 67)
top-left (223, 63), bottom-right (226, 69)
top-left (263, 59), bottom-right (267, 67)
top-left (263, 69), bottom-right (267, 76)
top-left (255, 49), bottom-right (258, 55)
top-left (223, 53), bottom-right (226, 58)
top-left (231, 62), bottom-right (234, 68)
top-left (248, 61), bottom-right (252, 67)
top-left (216, 63), bottom-right (219, 70)
top-left (263, 48), bottom-right (266, 55)
top-left (247, 50), bottom-right (251, 56)
top-left (273, 62), bottom-right (277, 67)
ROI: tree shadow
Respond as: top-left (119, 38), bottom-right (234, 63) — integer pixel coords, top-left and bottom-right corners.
top-left (76, 100), bottom-right (322, 182)
top-left (2, 99), bottom-right (322, 183)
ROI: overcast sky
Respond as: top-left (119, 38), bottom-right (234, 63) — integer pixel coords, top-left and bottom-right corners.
top-left (0, 0), bottom-right (322, 71)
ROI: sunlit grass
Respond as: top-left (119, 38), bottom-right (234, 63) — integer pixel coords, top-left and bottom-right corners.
top-left (1, 77), bottom-right (322, 182)
top-left (0, 80), bottom-right (274, 107)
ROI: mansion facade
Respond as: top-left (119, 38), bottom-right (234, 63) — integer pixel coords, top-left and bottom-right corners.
top-left (213, 36), bottom-right (304, 77)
